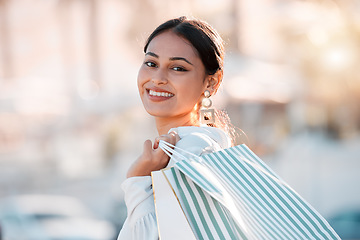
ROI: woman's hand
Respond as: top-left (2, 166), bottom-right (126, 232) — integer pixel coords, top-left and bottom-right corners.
top-left (126, 132), bottom-right (180, 178)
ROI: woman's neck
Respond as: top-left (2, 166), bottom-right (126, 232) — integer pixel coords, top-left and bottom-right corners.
top-left (155, 113), bottom-right (199, 135)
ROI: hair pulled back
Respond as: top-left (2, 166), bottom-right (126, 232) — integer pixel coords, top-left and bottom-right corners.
top-left (144, 16), bottom-right (224, 77)
top-left (144, 16), bottom-right (235, 144)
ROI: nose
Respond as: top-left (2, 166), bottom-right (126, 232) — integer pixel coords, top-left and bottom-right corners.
top-left (151, 69), bottom-right (168, 85)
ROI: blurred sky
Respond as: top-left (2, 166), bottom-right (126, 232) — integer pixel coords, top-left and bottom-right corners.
top-left (0, 0), bottom-right (359, 226)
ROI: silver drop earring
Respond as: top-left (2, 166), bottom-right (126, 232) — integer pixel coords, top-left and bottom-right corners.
top-left (200, 90), bottom-right (215, 125)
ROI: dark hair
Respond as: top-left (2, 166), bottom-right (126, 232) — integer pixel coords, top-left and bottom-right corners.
top-left (144, 16), bottom-right (224, 76)
top-left (144, 16), bottom-right (236, 144)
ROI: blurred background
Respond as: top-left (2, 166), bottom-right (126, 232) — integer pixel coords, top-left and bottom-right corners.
top-left (0, 0), bottom-right (359, 239)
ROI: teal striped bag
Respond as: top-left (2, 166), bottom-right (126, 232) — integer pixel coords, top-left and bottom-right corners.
top-left (159, 141), bottom-right (340, 240)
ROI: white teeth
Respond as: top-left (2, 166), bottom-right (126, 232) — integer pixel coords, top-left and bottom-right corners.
top-left (149, 90), bottom-right (174, 97)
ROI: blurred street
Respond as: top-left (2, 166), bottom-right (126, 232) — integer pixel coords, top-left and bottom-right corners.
top-left (0, 0), bottom-right (359, 239)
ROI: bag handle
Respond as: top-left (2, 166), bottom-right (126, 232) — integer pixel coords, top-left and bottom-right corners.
top-left (160, 140), bottom-right (289, 186)
top-left (159, 140), bottom-right (201, 163)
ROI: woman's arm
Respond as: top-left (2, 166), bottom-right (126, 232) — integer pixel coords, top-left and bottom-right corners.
top-left (117, 176), bottom-right (158, 240)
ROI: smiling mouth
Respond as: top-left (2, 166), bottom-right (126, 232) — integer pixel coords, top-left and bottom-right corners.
top-left (148, 89), bottom-right (174, 97)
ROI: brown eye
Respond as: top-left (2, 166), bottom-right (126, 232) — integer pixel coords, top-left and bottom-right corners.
top-left (145, 61), bottom-right (157, 68)
top-left (172, 66), bottom-right (188, 72)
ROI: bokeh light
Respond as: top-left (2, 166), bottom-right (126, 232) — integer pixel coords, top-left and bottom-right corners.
top-left (0, 0), bottom-right (359, 239)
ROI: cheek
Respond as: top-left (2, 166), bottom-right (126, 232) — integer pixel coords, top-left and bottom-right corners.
top-left (137, 67), bottom-right (146, 93)
top-left (178, 78), bottom-right (204, 103)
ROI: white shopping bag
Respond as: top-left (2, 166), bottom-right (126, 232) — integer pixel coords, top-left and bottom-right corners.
top-left (151, 169), bottom-right (196, 240)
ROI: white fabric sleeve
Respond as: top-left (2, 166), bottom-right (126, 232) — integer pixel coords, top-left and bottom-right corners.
top-left (167, 127), bottom-right (229, 166)
top-left (117, 176), bottom-right (159, 240)
top-left (176, 132), bottom-right (222, 155)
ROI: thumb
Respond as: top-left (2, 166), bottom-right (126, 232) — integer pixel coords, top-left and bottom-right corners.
top-left (143, 139), bottom-right (153, 155)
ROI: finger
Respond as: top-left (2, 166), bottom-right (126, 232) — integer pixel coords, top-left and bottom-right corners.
top-left (153, 137), bottom-right (159, 149)
top-left (143, 139), bottom-right (153, 156)
top-left (153, 134), bottom-right (172, 149)
top-left (168, 131), bottom-right (180, 144)
top-left (153, 147), bottom-right (171, 164)
top-left (153, 136), bottom-right (163, 149)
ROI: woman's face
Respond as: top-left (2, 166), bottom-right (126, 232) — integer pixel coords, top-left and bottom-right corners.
top-left (138, 30), bottom-right (209, 121)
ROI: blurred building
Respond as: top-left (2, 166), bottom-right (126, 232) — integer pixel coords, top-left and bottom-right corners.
top-left (0, 0), bottom-right (359, 239)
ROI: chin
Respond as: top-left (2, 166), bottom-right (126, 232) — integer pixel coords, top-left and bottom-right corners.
top-left (145, 108), bottom-right (170, 118)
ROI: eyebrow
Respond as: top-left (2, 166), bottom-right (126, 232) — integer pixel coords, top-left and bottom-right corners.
top-left (145, 52), bottom-right (193, 65)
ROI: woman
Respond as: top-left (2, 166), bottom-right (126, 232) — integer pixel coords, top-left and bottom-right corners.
top-left (118, 16), bottom-right (233, 240)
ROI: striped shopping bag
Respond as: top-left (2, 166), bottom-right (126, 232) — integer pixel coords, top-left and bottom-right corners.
top-left (158, 141), bottom-right (340, 240)
top-left (152, 167), bottom-right (244, 240)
